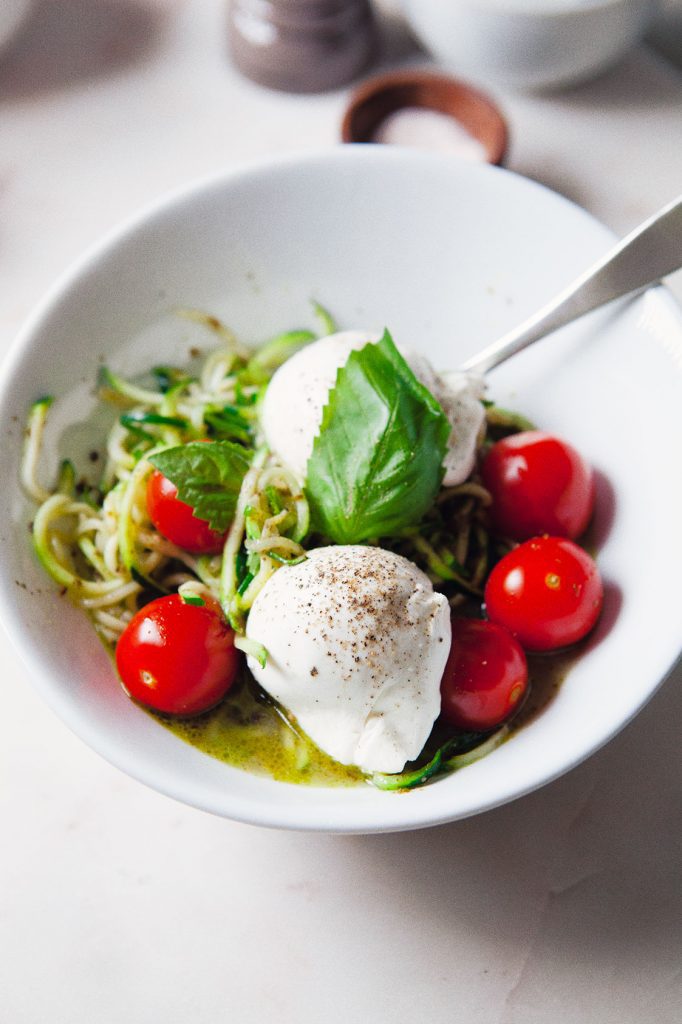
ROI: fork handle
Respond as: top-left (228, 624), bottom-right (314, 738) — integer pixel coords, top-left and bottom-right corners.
top-left (460, 194), bottom-right (682, 376)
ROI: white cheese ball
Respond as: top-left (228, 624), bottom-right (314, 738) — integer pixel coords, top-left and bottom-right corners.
top-left (260, 330), bottom-right (486, 486)
top-left (245, 545), bottom-right (452, 774)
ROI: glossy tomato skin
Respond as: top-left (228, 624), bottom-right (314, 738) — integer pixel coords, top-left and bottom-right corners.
top-left (116, 595), bottom-right (239, 715)
top-left (481, 431), bottom-right (595, 541)
top-left (440, 618), bottom-right (528, 732)
top-left (484, 536), bottom-right (603, 652)
top-left (147, 468), bottom-right (227, 554)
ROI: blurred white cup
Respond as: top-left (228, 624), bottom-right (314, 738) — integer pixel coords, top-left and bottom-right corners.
top-left (399, 0), bottom-right (661, 91)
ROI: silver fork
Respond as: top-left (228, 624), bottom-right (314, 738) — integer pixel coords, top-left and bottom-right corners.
top-left (461, 194), bottom-right (682, 376)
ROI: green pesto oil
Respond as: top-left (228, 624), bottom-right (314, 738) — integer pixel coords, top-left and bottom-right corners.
top-left (514, 646), bottom-right (581, 731)
top-left (152, 670), bottom-right (365, 788)
top-left (148, 646), bottom-right (576, 790)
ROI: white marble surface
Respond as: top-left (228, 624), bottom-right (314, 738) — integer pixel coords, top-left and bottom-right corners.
top-left (1, 2), bottom-right (681, 1021)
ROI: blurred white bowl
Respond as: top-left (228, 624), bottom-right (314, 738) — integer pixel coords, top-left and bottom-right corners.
top-left (0, 0), bottom-right (32, 54)
top-left (400, 0), bottom-right (660, 91)
top-left (0, 148), bottom-right (681, 832)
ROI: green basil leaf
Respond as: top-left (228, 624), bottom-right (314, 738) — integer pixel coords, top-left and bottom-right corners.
top-left (149, 440), bottom-right (251, 532)
top-left (305, 329), bottom-right (450, 544)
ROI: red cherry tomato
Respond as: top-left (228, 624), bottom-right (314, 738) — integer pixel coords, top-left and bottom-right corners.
top-left (116, 594), bottom-right (240, 715)
top-left (147, 467), bottom-right (227, 554)
top-left (481, 431), bottom-right (595, 540)
top-left (440, 618), bottom-right (529, 732)
top-left (484, 536), bottom-right (603, 652)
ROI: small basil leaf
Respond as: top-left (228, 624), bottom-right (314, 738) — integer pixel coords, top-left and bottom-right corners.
top-left (149, 440), bottom-right (251, 532)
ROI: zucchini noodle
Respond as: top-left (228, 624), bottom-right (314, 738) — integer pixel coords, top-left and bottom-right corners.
top-left (22, 316), bottom-right (315, 647)
top-left (21, 306), bottom-right (528, 790)
top-left (385, 474), bottom-right (508, 610)
top-left (22, 314), bottom-right (519, 641)
top-left (22, 398), bottom-right (55, 504)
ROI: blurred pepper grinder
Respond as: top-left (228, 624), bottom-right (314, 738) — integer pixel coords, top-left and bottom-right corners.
top-left (228, 0), bottom-right (377, 93)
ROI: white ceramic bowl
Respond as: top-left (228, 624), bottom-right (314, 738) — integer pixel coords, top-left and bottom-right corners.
top-left (400, 0), bottom-right (660, 91)
top-left (1, 148), bottom-right (680, 832)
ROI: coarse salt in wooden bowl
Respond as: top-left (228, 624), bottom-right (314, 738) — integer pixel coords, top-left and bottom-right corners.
top-left (341, 70), bottom-right (508, 165)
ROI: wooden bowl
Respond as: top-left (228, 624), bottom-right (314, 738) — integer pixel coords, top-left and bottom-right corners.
top-left (341, 70), bottom-right (508, 165)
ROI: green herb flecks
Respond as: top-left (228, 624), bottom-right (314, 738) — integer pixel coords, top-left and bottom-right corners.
top-left (203, 404), bottom-right (253, 445)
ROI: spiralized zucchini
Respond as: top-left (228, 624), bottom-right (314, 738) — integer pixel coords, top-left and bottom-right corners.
top-left (22, 307), bottom-right (527, 789)
top-left (22, 312), bottom-right (315, 646)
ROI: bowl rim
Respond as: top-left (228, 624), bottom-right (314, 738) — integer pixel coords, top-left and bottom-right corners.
top-left (401, 0), bottom-right (652, 19)
top-left (1, 145), bottom-right (681, 832)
